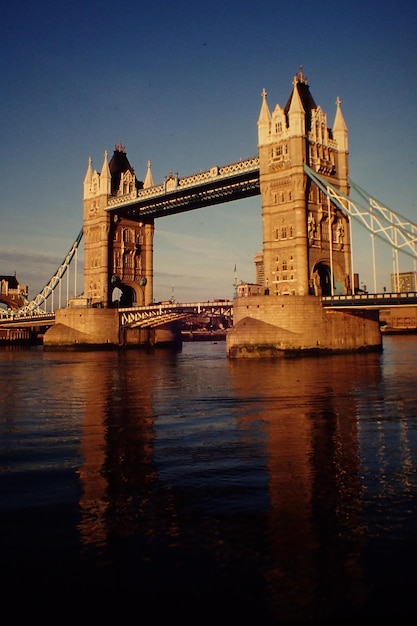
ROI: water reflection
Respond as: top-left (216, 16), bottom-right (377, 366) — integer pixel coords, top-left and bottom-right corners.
top-left (226, 353), bottom-right (382, 620)
top-left (73, 343), bottom-right (412, 620)
top-left (2, 339), bottom-right (417, 621)
top-left (77, 351), bottom-right (167, 548)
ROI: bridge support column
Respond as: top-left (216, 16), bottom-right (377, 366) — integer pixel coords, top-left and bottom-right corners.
top-left (227, 295), bottom-right (382, 358)
top-left (43, 306), bottom-right (183, 349)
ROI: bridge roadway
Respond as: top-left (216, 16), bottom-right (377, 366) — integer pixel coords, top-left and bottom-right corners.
top-left (1, 293), bottom-right (417, 330)
top-left (0, 311), bottom-right (55, 328)
top-left (119, 292), bottom-right (417, 328)
top-left (119, 300), bottom-right (233, 327)
top-left (321, 291), bottom-right (417, 308)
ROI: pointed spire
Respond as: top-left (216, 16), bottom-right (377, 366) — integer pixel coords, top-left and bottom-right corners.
top-left (258, 88), bottom-right (271, 123)
top-left (143, 160), bottom-right (155, 189)
top-left (288, 78), bottom-right (305, 136)
top-left (296, 64), bottom-right (308, 84)
top-left (288, 80), bottom-right (305, 115)
top-left (100, 150), bottom-right (111, 194)
top-left (257, 87), bottom-right (271, 144)
top-left (332, 96), bottom-right (348, 151)
top-left (83, 156), bottom-right (93, 183)
top-left (83, 157), bottom-right (93, 199)
top-left (115, 139), bottom-right (126, 153)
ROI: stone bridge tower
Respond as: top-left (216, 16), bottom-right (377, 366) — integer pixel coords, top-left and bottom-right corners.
top-left (257, 68), bottom-right (351, 297)
top-left (226, 70), bottom-right (382, 357)
top-left (83, 142), bottom-right (154, 308)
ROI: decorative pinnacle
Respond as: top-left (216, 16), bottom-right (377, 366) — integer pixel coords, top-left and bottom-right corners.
top-left (295, 64), bottom-right (307, 84)
top-left (115, 139), bottom-right (126, 153)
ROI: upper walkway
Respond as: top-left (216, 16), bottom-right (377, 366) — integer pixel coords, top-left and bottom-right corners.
top-left (106, 157), bottom-right (260, 220)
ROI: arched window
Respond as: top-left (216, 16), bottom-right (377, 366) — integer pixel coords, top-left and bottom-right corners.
top-left (123, 229), bottom-right (133, 243)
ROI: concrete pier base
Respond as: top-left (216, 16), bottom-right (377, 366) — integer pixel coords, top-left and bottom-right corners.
top-left (226, 295), bottom-right (382, 358)
top-left (43, 307), bottom-right (182, 349)
top-left (43, 308), bottom-right (119, 348)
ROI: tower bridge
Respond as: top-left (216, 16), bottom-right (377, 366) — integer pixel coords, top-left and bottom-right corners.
top-left (2, 68), bottom-right (417, 354)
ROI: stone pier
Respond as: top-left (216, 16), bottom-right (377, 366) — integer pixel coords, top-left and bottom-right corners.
top-left (43, 307), bottom-right (182, 349)
top-left (226, 295), bottom-right (382, 358)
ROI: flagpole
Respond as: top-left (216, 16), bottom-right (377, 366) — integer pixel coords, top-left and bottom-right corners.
top-left (233, 264), bottom-right (237, 297)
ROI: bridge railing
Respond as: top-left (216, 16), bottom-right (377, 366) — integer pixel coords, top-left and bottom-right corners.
top-left (107, 157), bottom-right (260, 207)
top-left (322, 292), bottom-right (417, 307)
top-left (119, 300), bottom-right (233, 325)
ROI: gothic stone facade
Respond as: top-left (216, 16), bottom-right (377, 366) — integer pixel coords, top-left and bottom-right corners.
top-left (256, 68), bottom-right (351, 297)
top-left (82, 142), bottom-right (154, 309)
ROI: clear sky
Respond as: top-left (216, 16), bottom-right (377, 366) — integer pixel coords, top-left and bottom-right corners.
top-left (1, 0), bottom-right (416, 302)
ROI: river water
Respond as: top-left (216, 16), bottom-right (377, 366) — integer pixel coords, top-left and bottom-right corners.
top-left (1, 337), bottom-right (416, 623)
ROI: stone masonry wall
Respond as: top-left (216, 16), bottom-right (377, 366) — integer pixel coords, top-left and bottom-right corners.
top-left (226, 295), bottom-right (382, 357)
top-left (43, 308), bottom-right (119, 347)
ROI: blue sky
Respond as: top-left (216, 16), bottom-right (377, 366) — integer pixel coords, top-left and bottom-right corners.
top-left (1, 0), bottom-right (416, 302)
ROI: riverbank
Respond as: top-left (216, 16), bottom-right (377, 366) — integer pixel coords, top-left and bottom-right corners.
top-left (181, 330), bottom-right (227, 341)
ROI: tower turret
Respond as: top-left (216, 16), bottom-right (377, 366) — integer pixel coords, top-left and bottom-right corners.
top-left (143, 160), bottom-right (155, 189)
top-left (332, 97), bottom-right (348, 151)
top-left (83, 157), bottom-right (93, 199)
top-left (99, 151), bottom-right (111, 195)
top-left (287, 74), bottom-right (306, 136)
top-left (257, 88), bottom-right (271, 145)
top-left (332, 97), bottom-right (349, 193)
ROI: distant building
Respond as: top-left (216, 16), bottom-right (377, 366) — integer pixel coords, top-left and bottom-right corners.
top-left (381, 306), bottom-right (417, 332)
top-left (390, 271), bottom-right (417, 292)
top-left (236, 282), bottom-right (265, 297)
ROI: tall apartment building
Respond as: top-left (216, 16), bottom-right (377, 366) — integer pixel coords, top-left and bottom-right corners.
top-left (390, 271), bottom-right (417, 292)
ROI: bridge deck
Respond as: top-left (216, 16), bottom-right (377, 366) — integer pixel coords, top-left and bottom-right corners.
top-left (322, 292), bottom-right (417, 308)
top-left (2, 294), bottom-right (417, 328)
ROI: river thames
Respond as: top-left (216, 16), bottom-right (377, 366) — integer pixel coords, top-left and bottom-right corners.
top-left (1, 336), bottom-right (416, 623)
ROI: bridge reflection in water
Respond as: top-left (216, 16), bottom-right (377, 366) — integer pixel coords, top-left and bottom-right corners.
top-left (2, 339), bottom-right (416, 621)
